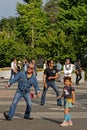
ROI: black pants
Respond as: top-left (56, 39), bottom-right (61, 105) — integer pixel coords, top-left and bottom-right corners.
top-left (76, 71), bottom-right (82, 85)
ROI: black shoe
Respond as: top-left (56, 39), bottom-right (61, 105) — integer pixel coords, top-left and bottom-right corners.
top-left (40, 103), bottom-right (44, 106)
top-left (58, 80), bottom-right (61, 82)
top-left (4, 112), bottom-right (11, 120)
top-left (24, 117), bottom-right (34, 120)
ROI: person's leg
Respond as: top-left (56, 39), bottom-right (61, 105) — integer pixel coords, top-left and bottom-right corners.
top-left (60, 107), bottom-right (71, 126)
top-left (4, 92), bottom-right (22, 120)
top-left (10, 70), bottom-right (13, 79)
top-left (64, 108), bottom-right (71, 122)
top-left (60, 99), bottom-right (73, 126)
top-left (58, 71), bottom-right (61, 82)
top-left (76, 73), bottom-right (79, 85)
top-left (49, 81), bottom-right (62, 106)
top-left (24, 92), bottom-right (32, 119)
top-left (78, 72), bottom-right (82, 82)
top-left (40, 83), bottom-right (49, 105)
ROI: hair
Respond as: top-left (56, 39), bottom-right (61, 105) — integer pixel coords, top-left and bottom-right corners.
top-left (47, 60), bottom-right (50, 66)
top-left (64, 76), bottom-right (72, 85)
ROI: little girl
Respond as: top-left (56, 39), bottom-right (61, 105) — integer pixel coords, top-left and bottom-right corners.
top-left (58, 76), bottom-right (75, 127)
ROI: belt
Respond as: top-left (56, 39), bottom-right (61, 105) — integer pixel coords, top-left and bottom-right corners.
top-left (19, 88), bottom-right (28, 93)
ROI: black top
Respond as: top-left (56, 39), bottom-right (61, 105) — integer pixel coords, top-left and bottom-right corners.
top-left (75, 62), bottom-right (81, 71)
top-left (63, 86), bottom-right (75, 99)
top-left (44, 67), bottom-right (57, 82)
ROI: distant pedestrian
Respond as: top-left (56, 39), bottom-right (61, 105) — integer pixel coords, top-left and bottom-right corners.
top-left (10, 58), bottom-right (17, 79)
top-left (40, 60), bottom-right (62, 106)
top-left (57, 76), bottom-right (75, 127)
top-left (17, 61), bottom-right (21, 72)
top-left (43, 61), bottom-right (47, 70)
top-left (63, 59), bottom-right (73, 77)
top-left (4, 63), bottom-right (40, 120)
top-left (75, 59), bottom-right (82, 85)
top-left (22, 58), bottom-right (29, 72)
top-left (56, 60), bottom-right (62, 72)
top-left (56, 60), bottom-right (62, 82)
top-left (31, 59), bottom-right (37, 76)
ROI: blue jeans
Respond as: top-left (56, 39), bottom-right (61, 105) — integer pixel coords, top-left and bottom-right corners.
top-left (8, 91), bottom-right (32, 119)
top-left (41, 81), bottom-right (62, 105)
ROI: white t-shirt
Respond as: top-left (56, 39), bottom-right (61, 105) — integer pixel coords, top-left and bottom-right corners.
top-left (63, 64), bottom-right (73, 76)
top-left (11, 61), bottom-right (17, 70)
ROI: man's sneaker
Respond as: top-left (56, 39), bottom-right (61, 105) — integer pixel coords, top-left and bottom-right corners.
top-left (68, 120), bottom-right (73, 126)
top-left (60, 121), bottom-right (68, 127)
top-left (4, 112), bottom-right (11, 121)
top-left (40, 103), bottom-right (44, 106)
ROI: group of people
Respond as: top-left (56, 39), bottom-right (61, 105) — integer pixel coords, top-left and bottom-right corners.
top-left (42, 59), bottom-right (76, 126)
top-left (63, 58), bottom-right (82, 85)
top-left (3, 58), bottom-right (82, 127)
top-left (10, 58), bottom-right (37, 79)
top-left (44, 58), bottom-right (82, 85)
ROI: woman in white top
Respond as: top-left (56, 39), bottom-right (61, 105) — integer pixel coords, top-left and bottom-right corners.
top-left (43, 61), bottom-right (47, 70)
top-left (63, 59), bottom-right (73, 77)
top-left (10, 58), bottom-right (17, 79)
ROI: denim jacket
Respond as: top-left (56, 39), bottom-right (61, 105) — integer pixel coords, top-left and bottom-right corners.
top-left (9, 71), bottom-right (40, 94)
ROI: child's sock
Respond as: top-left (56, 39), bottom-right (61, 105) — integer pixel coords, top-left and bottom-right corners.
top-left (64, 114), bottom-right (71, 122)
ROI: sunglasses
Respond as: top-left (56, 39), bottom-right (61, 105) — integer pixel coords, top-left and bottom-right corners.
top-left (28, 66), bottom-right (34, 69)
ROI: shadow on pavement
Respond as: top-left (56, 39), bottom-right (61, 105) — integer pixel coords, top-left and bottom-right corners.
top-left (42, 117), bottom-right (61, 124)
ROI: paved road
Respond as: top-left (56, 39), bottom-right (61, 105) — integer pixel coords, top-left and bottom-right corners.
top-left (0, 79), bottom-right (87, 130)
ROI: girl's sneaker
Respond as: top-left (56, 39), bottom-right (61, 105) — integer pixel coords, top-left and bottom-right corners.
top-left (68, 120), bottom-right (73, 126)
top-left (60, 121), bottom-right (68, 127)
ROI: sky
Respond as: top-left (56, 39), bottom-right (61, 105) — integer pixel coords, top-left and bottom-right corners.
top-left (0, 0), bottom-right (47, 19)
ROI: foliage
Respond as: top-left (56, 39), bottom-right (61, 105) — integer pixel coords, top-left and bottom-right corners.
top-left (57, 0), bottom-right (87, 63)
top-left (0, 0), bottom-right (87, 67)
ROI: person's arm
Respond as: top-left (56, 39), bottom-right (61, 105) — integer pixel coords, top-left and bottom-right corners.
top-left (57, 93), bottom-right (64, 99)
top-left (33, 76), bottom-right (40, 97)
top-left (70, 64), bottom-right (73, 73)
top-left (57, 87), bottom-right (64, 99)
top-left (48, 72), bottom-right (58, 80)
top-left (11, 62), bottom-right (14, 70)
top-left (43, 73), bottom-right (47, 88)
top-left (72, 91), bottom-right (75, 105)
top-left (5, 72), bottom-right (21, 88)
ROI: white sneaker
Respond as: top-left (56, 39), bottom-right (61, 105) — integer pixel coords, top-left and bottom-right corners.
top-left (60, 121), bottom-right (68, 127)
top-left (68, 120), bottom-right (73, 126)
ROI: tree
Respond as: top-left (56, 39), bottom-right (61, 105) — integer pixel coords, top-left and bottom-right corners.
top-left (42, 0), bottom-right (60, 61)
top-left (0, 17), bottom-right (28, 67)
top-left (57, 0), bottom-right (87, 63)
top-left (16, 0), bottom-right (47, 59)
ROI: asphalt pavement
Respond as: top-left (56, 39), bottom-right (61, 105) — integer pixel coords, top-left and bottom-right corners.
top-left (0, 79), bottom-right (87, 130)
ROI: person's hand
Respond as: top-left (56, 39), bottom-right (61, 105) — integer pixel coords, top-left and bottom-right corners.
top-left (37, 92), bottom-right (40, 98)
top-left (44, 84), bottom-right (47, 88)
top-left (5, 83), bottom-right (10, 89)
top-left (48, 77), bottom-right (52, 80)
top-left (72, 100), bottom-right (75, 105)
top-left (13, 68), bottom-right (18, 73)
top-left (57, 96), bottom-right (61, 99)
top-left (75, 70), bottom-right (79, 74)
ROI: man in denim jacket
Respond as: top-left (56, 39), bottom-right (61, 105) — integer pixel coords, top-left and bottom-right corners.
top-left (4, 63), bottom-right (40, 120)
